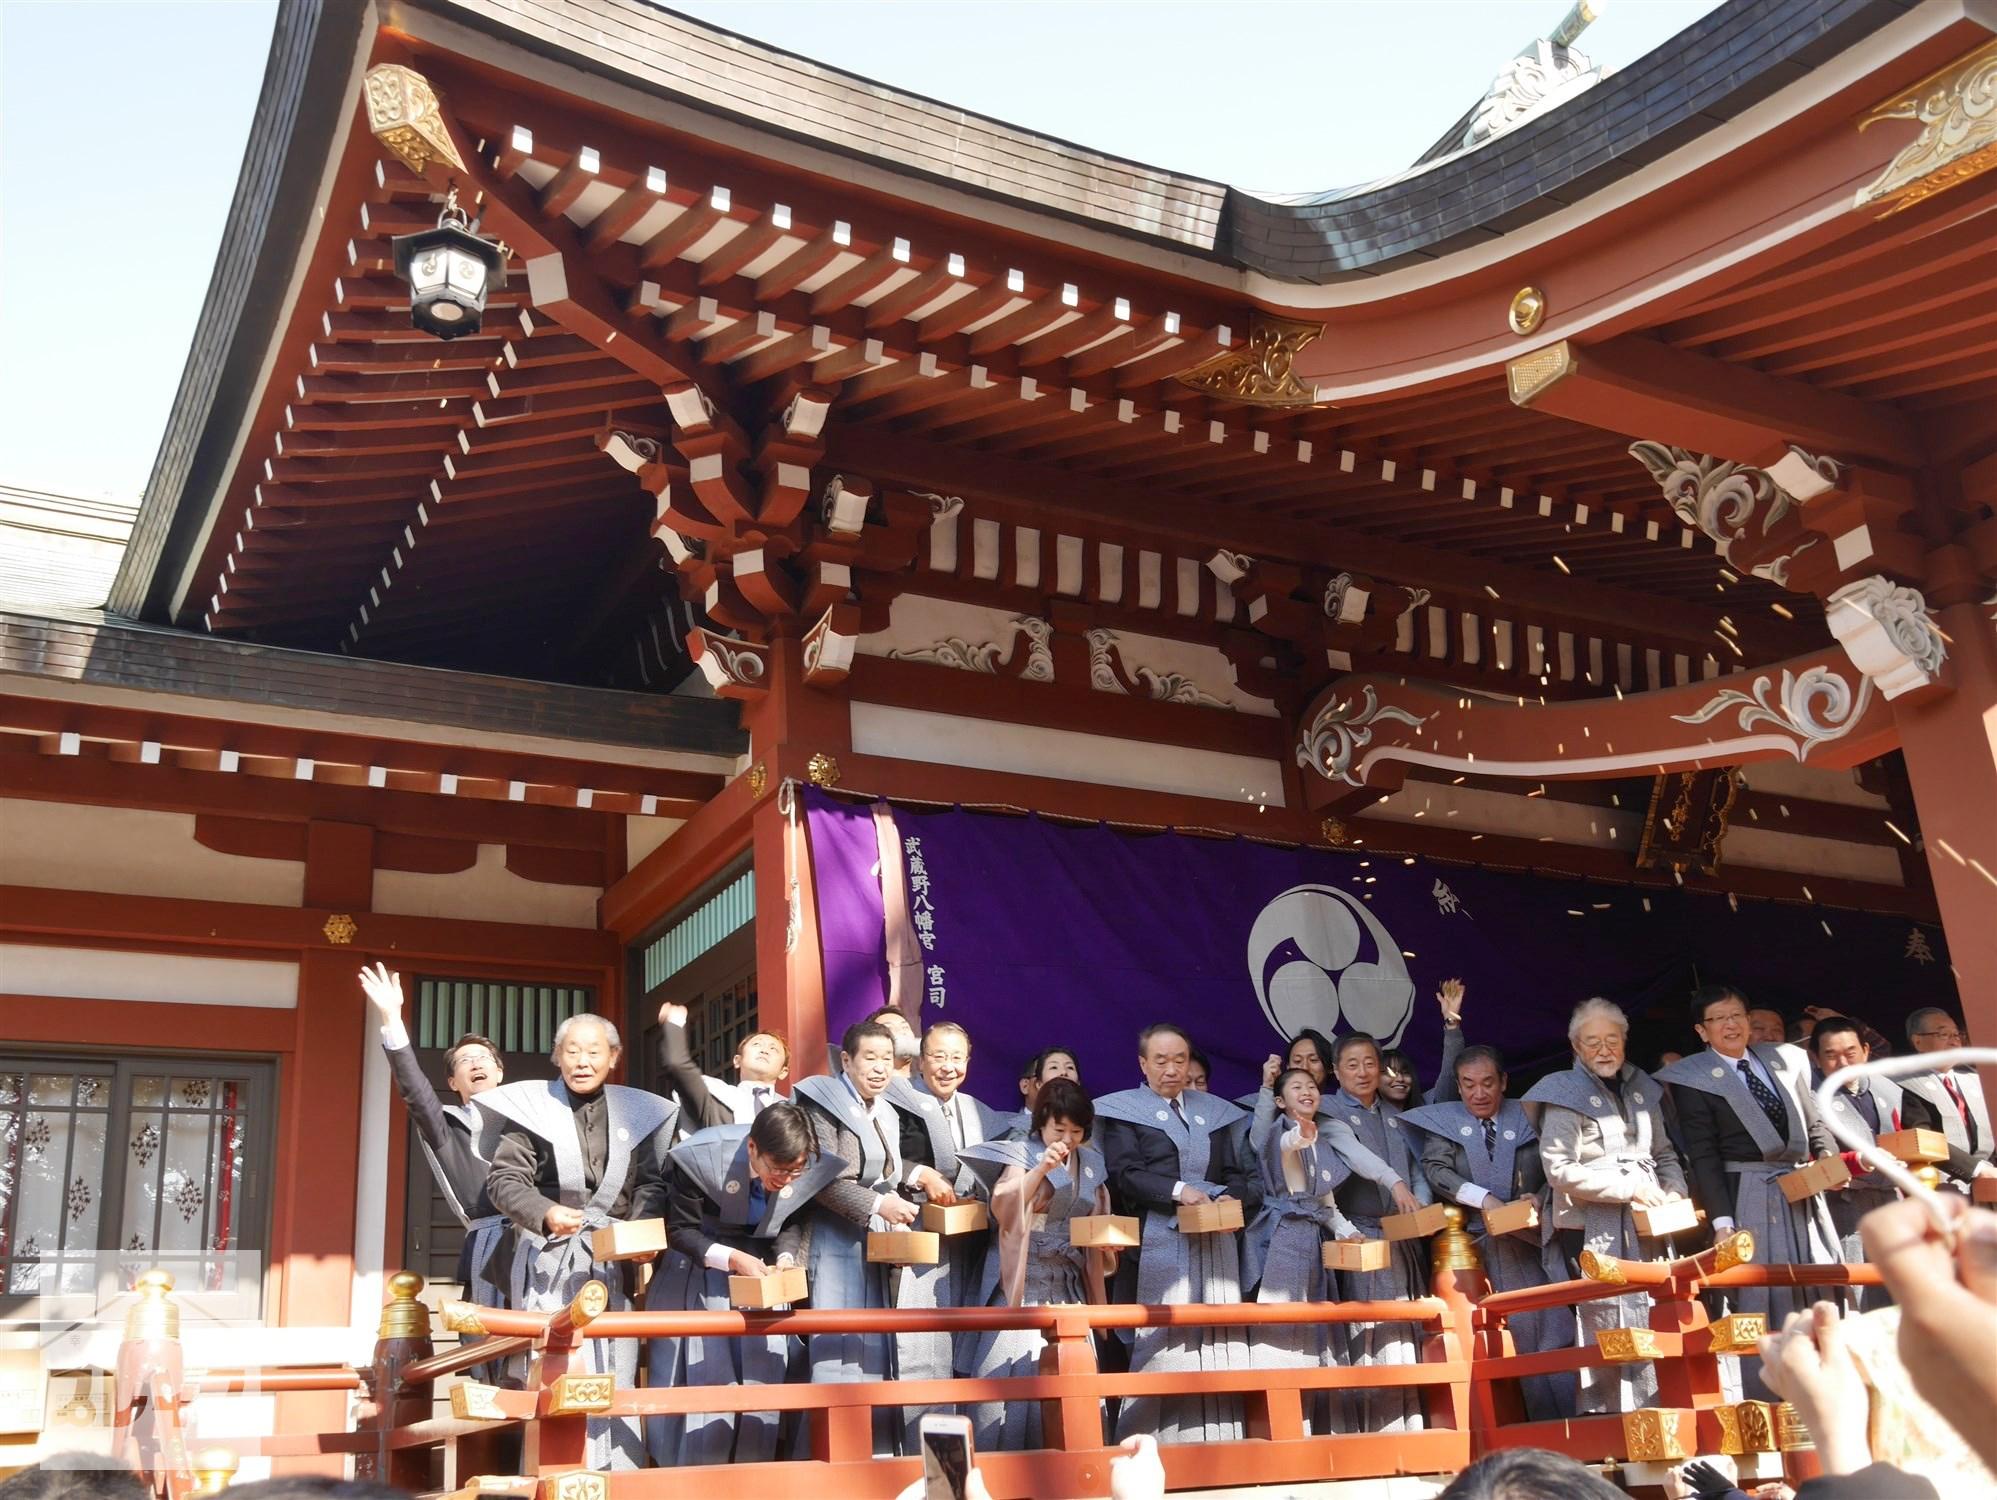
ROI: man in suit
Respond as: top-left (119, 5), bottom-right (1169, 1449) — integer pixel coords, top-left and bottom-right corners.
top-left (1658, 985), bottom-right (1841, 1391)
top-left (359, 964), bottom-right (507, 1307)
top-left (1899, 1006), bottom-right (1995, 1191)
top-left (1096, 1022), bottom-right (1260, 1443)
top-left (1811, 1015), bottom-right (1902, 1307)
top-left (654, 1000), bottom-right (789, 1130)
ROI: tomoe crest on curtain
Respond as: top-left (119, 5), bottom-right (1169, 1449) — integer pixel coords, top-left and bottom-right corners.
top-left (1247, 885), bottom-right (1416, 1047)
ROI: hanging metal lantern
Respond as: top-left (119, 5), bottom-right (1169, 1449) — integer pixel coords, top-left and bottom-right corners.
top-left (391, 189), bottom-right (506, 340)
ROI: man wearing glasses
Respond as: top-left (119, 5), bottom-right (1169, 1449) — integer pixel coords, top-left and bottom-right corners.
top-left (1657, 984), bottom-right (1841, 1394)
top-left (1900, 1007), bottom-right (1994, 1190)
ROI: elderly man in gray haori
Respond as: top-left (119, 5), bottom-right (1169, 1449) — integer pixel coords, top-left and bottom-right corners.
top-left (1899, 1006), bottom-right (1996, 1190)
top-left (1658, 984), bottom-right (1841, 1392)
top-left (1525, 998), bottom-right (1690, 1415)
top-left (482, 1013), bottom-right (676, 1470)
top-left (1097, 1022), bottom-right (1257, 1444)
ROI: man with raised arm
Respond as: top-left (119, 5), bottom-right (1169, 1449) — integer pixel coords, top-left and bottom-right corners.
top-left (654, 999), bottom-right (790, 1129)
top-left (358, 964), bottom-right (510, 1320)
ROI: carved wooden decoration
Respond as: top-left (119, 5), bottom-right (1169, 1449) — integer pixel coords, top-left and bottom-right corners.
top-left (1636, 767), bottom-right (1740, 877)
top-left (1855, 38), bottom-right (1997, 215)
top-left (1176, 315), bottom-right (1327, 408)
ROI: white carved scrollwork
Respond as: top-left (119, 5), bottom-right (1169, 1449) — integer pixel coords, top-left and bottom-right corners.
top-left (1629, 441), bottom-right (1821, 586)
top-left (701, 638), bottom-right (766, 685)
top-left (1085, 629), bottom-right (1229, 708)
top-left (1825, 575), bottom-right (1948, 700)
top-left (912, 490), bottom-right (965, 521)
top-left (887, 615), bottom-right (1053, 681)
top-left (1296, 686), bottom-right (1433, 786)
top-left (1670, 665), bottom-right (1874, 761)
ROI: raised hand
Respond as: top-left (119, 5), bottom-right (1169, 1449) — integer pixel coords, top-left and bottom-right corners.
top-left (1261, 1054), bottom-right (1282, 1089)
top-left (1296, 1117), bottom-right (1319, 1145)
top-left (1436, 978), bottom-right (1465, 1025)
top-left (658, 1000), bottom-right (688, 1028)
top-left (359, 962), bottom-right (404, 1021)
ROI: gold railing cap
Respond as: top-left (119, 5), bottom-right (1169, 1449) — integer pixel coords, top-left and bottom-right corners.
top-left (126, 1268), bottom-right (180, 1341)
top-left (379, 1269), bottom-right (431, 1340)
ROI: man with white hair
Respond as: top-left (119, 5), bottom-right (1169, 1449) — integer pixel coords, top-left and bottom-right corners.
top-left (1899, 1006), bottom-right (1995, 1190)
top-left (1524, 997), bottom-right (1690, 1414)
top-left (483, 1013), bottom-right (677, 1470)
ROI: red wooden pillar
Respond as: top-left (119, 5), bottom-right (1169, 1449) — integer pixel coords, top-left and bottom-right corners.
top-left (1887, 598), bottom-right (1997, 1056)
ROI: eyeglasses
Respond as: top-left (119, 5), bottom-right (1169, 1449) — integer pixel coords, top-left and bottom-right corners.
top-left (452, 1052), bottom-right (497, 1069)
top-left (1701, 1011), bottom-right (1749, 1026)
top-left (1915, 1028), bottom-right (1964, 1043)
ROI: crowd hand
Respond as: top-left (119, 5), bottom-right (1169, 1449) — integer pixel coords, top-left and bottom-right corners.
top-left (1755, 1302), bottom-right (1872, 1476)
top-left (726, 1250), bottom-right (771, 1278)
top-left (1860, 1195), bottom-right (1997, 1473)
top-left (1436, 977), bottom-right (1465, 1025)
top-left (544, 1205), bottom-right (586, 1236)
top-left (1674, 1458), bottom-right (1739, 1499)
top-left (1389, 1181), bottom-right (1421, 1216)
top-left (358, 962), bottom-right (404, 1020)
top-left (1260, 1054), bottom-right (1283, 1089)
top-left (877, 1194), bottom-right (920, 1227)
top-left (914, 1166), bottom-right (958, 1206)
top-left (1294, 1117), bottom-right (1318, 1145)
top-left (658, 1000), bottom-right (688, 1028)
top-left (1110, 1434), bottom-right (1167, 1500)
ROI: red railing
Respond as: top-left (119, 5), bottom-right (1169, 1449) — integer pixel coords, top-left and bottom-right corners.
top-left (109, 1215), bottom-right (1883, 1498)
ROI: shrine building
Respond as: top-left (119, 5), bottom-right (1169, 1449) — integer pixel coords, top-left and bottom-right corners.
top-left (2, 0), bottom-right (1994, 1473)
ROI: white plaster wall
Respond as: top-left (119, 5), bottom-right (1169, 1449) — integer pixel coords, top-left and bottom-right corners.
top-left (371, 842), bottom-right (599, 926)
top-left (0, 797), bottom-right (304, 906)
top-left (0, 944), bottom-right (298, 1007)
top-left (849, 702), bottom-right (1286, 806)
top-left (1360, 782), bottom-right (1642, 847)
top-left (857, 593), bottom-right (1035, 662)
top-left (1723, 826), bottom-right (1903, 884)
top-left (625, 815), bottom-right (683, 869)
top-left (1737, 760), bottom-right (1890, 809)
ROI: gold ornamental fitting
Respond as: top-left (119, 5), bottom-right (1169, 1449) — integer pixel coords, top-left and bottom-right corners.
top-left (379, 1270), bottom-right (431, 1340)
top-left (1621, 1407), bottom-right (1690, 1462)
top-left (1508, 285), bottom-right (1546, 336)
top-left (1432, 1204), bottom-right (1484, 1273)
top-left (188, 1447), bottom-right (239, 1497)
top-left (1706, 1312), bottom-right (1766, 1355)
top-left (569, 1279), bottom-right (610, 1327)
top-left (545, 1373), bottom-right (615, 1416)
top-left (1713, 1229), bottom-right (1756, 1272)
top-left (1735, 1399), bottom-right (1779, 1451)
top-left (746, 762), bottom-right (768, 799)
top-left (545, 1470), bottom-right (609, 1500)
top-left (450, 1380), bottom-right (507, 1422)
top-left (1774, 1400), bottom-right (1815, 1452)
top-left (1596, 1327), bottom-right (1662, 1363)
top-left (806, 751), bottom-right (841, 788)
top-left (441, 1300), bottom-right (488, 1337)
top-left (1577, 1249), bottom-right (1626, 1285)
top-left (1715, 1401), bottom-right (1746, 1456)
top-left (126, 1269), bottom-right (180, 1341)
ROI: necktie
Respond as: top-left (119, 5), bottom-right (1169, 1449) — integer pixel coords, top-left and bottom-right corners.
top-left (1943, 1074), bottom-right (1969, 1123)
top-left (1481, 1117), bottom-right (1497, 1157)
top-left (747, 1180), bottom-right (768, 1222)
top-left (1738, 1058), bottom-right (1788, 1137)
top-left (1171, 1097), bottom-right (1187, 1129)
top-left (750, 1085), bottom-right (771, 1115)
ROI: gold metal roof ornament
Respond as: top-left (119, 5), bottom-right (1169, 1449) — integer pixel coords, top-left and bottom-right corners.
top-left (364, 64), bottom-right (468, 178)
top-left (1176, 316), bottom-right (1329, 408)
top-left (1854, 38), bottom-right (1997, 217)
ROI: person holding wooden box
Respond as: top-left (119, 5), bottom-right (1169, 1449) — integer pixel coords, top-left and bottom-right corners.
top-left (792, 1019), bottom-right (959, 1457)
top-left (1811, 1016), bottom-right (1905, 1307)
top-left (915, 1022), bottom-right (1013, 1331)
top-left (1402, 1044), bottom-right (1576, 1421)
top-left (1657, 985), bottom-right (1842, 1393)
top-left (955, 1080), bottom-right (1115, 1450)
top-left (481, 1013), bottom-right (677, 1471)
top-left (1900, 1007), bottom-right (1996, 1191)
top-left (1097, 1022), bottom-right (1259, 1444)
top-left (1325, 1032), bottom-right (1433, 1434)
top-left (1242, 1067), bottom-right (1363, 1435)
top-left (644, 1103), bottom-right (844, 1466)
top-left (1524, 998), bottom-right (1689, 1415)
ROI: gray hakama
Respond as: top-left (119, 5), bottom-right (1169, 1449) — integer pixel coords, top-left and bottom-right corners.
top-left (1096, 1087), bottom-right (1250, 1444)
top-left (475, 1081), bottom-right (675, 1471)
top-left (1656, 1048), bottom-right (1842, 1348)
top-left (1399, 1098), bottom-right (1576, 1420)
top-left (791, 1072), bottom-right (902, 1455)
top-left (956, 1140), bottom-right (1113, 1450)
top-left (644, 1125), bottom-right (846, 1465)
top-left (1819, 1077), bottom-right (1903, 1310)
top-left (882, 1076), bottom-right (969, 1451)
top-left (1327, 1088), bottom-right (1431, 1435)
top-left (1245, 1120), bottom-right (1358, 1436)
top-left (1525, 1062), bottom-right (1685, 1414)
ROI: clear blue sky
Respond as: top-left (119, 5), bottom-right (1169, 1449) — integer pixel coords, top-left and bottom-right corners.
top-left (0, 0), bottom-right (1723, 504)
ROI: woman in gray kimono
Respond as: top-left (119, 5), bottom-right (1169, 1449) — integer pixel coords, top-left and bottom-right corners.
top-left (956, 1079), bottom-right (1115, 1450)
top-left (1523, 997), bottom-right (1691, 1414)
top-left (645, 1103), bottom-right (845, 1466)
top-left (1327, 1032), bottom-right (1431, 1435)
top-left (1244, 1068), bottom-right (1363, 1435)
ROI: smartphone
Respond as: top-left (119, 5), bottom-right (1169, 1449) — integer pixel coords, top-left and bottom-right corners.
top-left (919, 1412), bottom-right (974, 1500)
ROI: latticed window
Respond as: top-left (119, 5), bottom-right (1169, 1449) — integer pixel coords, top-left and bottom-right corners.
top-left (685, 971), bottom-right (759, 1077)
top-left (0, 1058), bottom-right (272, 1319)
top-left (412, 978), bottom-right (592, 1054)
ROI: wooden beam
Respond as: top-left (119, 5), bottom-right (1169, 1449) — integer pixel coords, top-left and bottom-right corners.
top-left (1511, 335), bottom-right (1924, 469)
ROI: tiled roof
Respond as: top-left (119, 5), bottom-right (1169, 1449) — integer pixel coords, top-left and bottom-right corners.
top-left (0, 485), bottom-right (139, 615)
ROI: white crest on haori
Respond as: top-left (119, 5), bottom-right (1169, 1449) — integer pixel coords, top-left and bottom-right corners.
top-left (1246, 884), bottom-right (1416, 1047)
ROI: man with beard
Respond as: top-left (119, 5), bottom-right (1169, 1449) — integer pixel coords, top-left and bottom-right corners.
top-left (483, 1014), bottom-right (675, 1470)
